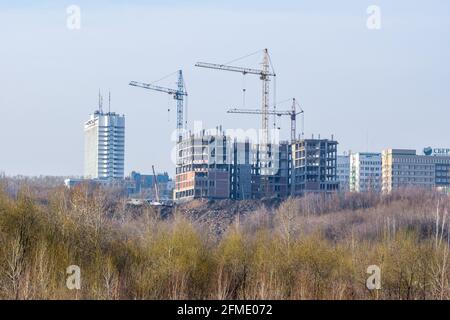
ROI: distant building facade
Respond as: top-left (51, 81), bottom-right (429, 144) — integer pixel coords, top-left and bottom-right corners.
top-left (435, 159), bottom-right (450, 190)
top-left (64, 177), bottom-right (130, 191)
top-left (350, 152), bottom-right (382, 192)
top-left (84, 110), bottom-right (125, 180)
top-left (337, 154), bottom-right (350, 192)
top-left (64, 178), bottom-right (85, 189)
top-left (291, 138), bottom-right (339, 195)
top-left (127, 171), bottom-right (172, 200)
top-left (129, 171), bottom-right (170, 193)
top-left (381, 149), bottom-right (450, 193)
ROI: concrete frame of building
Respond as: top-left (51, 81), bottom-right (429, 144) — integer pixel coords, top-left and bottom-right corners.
top-left (250, 141), bottom-right (291, 199)
top-left (291, 138), bottom-right (339, 196)
top-left (173, 130), bottom-right (294, 201)
top-left (174, 130), bottom-right (231, 200)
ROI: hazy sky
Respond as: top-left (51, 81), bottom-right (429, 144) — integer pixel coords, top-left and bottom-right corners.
top-left (1, 0), bottom-right (449, 177)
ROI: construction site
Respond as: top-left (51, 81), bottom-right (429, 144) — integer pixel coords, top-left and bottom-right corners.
top-left (128, 49), bottom-right (339, 202)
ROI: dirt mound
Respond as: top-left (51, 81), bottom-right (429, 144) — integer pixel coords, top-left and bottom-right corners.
top-left (173, 198), bottom-right (282, 235)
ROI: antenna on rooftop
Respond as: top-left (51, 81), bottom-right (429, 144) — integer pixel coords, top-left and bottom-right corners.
top-left (98, 89), bottom-right (103, 113)
top-left (108, 90), bottom-right (111, 113)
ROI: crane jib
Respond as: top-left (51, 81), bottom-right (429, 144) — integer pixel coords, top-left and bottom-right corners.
top-left (195, 62), bottom-right (276, 77)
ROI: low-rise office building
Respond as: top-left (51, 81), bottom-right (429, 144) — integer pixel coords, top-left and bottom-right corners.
top-left (350, 152), bottom-right (382, 192)
top-left (381, 148), bottom-right (450, 193)
top-left (128, 171), bottom-right (172, 199)
top-left (337, 154), bottom-right (350, 192)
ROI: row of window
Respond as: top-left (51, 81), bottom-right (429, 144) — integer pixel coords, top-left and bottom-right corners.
top-left (392, 178), bottom-right (434, 183)
top-left (358, 161), bottom-right (381, 166)
top-left (394, 157), bottom-right (435, 164)
top-left (392, 171), bottom-right (434, 176)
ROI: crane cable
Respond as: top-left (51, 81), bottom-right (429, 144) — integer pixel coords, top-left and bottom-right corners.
top-left (266, 51), bottom-right (278, 135)
top-left (242, 74), bottom-right (246, 108)
top-left (150, 70), bottom-right (179, 85)
top-left (167, 94), bottom-right (171, 122)
top-left (183, 77), bottom-right (188, 131)
top-left (294, 99), bottom-right (305, 138)
top-left (150, 70), bottom-right (180, 124)
top-left (184, 94), bottom-right (188, 131)
top-left (222, 49), bottom-right (264, 66)
top-left (273, 75), bottom-right (277, 132)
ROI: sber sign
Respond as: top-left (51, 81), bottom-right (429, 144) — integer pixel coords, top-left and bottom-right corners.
top-left (423, 147), bottom-right (450, 156)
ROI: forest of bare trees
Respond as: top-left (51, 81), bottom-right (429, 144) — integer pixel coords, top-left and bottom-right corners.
top-left (0, 178), bottom-right (448, 300)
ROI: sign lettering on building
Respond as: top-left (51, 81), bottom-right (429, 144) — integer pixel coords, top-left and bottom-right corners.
top-left (423, 147), bottom-right (450, 156)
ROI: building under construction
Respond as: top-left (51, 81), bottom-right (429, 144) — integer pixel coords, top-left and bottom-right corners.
top-left (128, 49), bottom-right (339, 201)
top-left (250, 141), bottom-right (291, 199)
top-left (174, 128), bottom-right (231, 200)
top-left (173, 130), bottom-right (335, 201)
top-left (291, 137), bottom-right (339, 195)
top-left (173, 128), bottom-right (295, 201)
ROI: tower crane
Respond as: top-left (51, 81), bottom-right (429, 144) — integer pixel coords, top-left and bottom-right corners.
top-left (227, 98), bottom-right (304, 143)
top-left (195, 49), bottom-right (276, 147)
top-left (129, 70), bottom-right (187, 142)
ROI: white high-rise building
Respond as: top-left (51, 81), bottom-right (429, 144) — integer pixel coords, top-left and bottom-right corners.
top-left (350, 152), bottom-right (382, 192)
top-left (84, 110), bottom-right (125, 180)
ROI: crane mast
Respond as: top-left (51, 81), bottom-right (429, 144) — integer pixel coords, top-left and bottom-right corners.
top-left (195, 49), bottom-right (275, 147)
top-left (261, 49), bottom-right (270, 148)
top-left (196, 49), bottom-right (276, 195)
top-left (176, 70), bottom-right (185, 137)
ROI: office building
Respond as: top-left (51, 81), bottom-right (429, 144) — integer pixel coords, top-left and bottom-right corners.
top-left (381, 149), bottom-right (450, 193)
top-left (128, 171), bottom-right (171, 197)
top-left (337, 154), bottom-right (350, 192)
top-left (350, 152), bottom-right (382, 192)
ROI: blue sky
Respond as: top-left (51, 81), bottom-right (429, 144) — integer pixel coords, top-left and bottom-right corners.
top-left (0, 1), bottom-right (449, 176)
